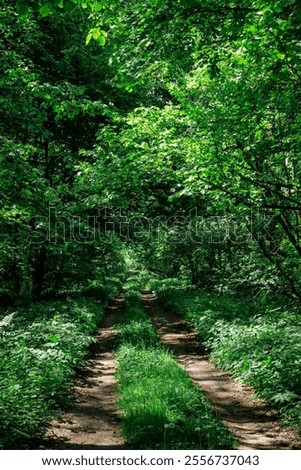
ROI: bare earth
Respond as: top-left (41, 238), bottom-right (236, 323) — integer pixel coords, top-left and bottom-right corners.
top-left (42, 294), bottom-right (125, 450)
top-left (141, 289), bottom-right (301, 450)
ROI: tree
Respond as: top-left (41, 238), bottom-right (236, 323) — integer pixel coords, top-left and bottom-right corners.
top-left (89, 0), bottom-right (301, 297)
top-left (0, 3), bottom-right (124, 301)
top-left (1, 0), bottom-right (301, 302)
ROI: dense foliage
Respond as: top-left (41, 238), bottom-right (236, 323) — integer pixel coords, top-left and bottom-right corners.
top-left (105, 0), bottom-right (301, 299)
top-left (1, 0), bottom-right (301, 448)
top-left (1, 0), bottom-right (301, 301)
top-left (0, 1), bottom-right (127, 303)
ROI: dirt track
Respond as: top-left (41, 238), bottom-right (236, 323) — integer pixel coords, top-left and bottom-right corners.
top-left (38, 290), bottom-right (301, 450)
top-left (42, 295), bottom-right (125, 450)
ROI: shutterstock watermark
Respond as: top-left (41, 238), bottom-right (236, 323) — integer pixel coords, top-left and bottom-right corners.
top-left (26, 206), bottom-right (278, 245)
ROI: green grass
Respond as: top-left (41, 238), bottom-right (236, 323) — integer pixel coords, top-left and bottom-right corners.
top-left (0, 297), bottom-right (105, 449)
top-left (150, 279), bottom-right (301, 432)
top-left (116, 286), bottom-right (158, 348)
top-left (114, 284), bottom-right (236, 449)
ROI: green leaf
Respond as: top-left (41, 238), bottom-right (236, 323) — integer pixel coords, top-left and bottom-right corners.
top-left (97, 33), bottom-right (106, 46)
top-left (94, 3), bottom-right (103, 12)
top-left (92, 28), bottom-right (101, 40)
top-left (49, 335), bottom-right (60, 343)
top-left (86, 28), bottom-right (107, 46)
top-left (86, 32), bottom-right (93, 45)
top-left (39, 4), bottom-right (53, 17)
top-left (245, 24), bottom-right (258, 34)
top-left (16, 2), bottom-right (30, 16)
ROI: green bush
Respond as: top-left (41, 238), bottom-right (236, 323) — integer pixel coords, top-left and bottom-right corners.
top-left (147, 277), bottom-right (190, 293)
top-left (83, 276), bottom-right (123, 301)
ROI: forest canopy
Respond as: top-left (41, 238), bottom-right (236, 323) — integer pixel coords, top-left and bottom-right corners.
top-left (0, 0), bottom-right (301, 302)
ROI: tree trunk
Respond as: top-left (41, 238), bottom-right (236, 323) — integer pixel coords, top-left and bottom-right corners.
top-left (32, 245), bottom-right (47, 299)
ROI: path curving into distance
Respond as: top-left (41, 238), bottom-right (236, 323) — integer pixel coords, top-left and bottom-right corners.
top-left (41, 294), bottom-right (125, 450)
top-left (141, 289), bottom-right (301, 450)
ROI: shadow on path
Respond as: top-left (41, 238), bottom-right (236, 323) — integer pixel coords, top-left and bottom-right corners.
top-left (39, 294), bottom-right (125, 450)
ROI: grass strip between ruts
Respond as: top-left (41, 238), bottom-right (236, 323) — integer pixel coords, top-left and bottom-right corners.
top-left (114, 285), bottom-right (236, 450)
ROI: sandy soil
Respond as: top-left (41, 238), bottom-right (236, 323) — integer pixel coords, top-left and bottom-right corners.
top-left (141, 289), bottom-right (301, 450)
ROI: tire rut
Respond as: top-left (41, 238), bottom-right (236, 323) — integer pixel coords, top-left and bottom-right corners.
top-left (41, 294), bottom-right (125, 450)
top-left (141, 289), bottom-right (301, 450)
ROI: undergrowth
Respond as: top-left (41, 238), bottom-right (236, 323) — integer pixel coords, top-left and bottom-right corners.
top-left (115, 282), bottom-right (236, 449)
top-left (149, 278), bottom-right (301, 432)
top-left (0, 295), bottom-right (107, 449)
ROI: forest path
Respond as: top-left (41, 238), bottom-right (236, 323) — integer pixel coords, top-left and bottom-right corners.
top-left (141, 289), bottom-right (301, 450)
top-left (41, 294), bottom-right (125, 450)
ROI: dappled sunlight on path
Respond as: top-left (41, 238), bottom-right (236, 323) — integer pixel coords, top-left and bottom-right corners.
top-left (41, 294), bottom-right (125, 450)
